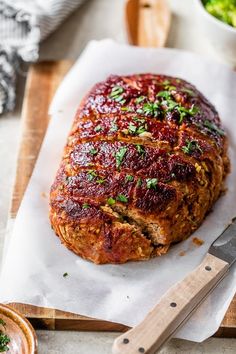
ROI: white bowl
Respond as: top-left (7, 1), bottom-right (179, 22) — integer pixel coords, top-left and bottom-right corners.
top-left (194, 0), bottom-right (236, 64)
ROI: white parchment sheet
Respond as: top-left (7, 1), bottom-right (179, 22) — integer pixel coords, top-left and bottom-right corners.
top-left (1, 40), bottom-right (236, 342)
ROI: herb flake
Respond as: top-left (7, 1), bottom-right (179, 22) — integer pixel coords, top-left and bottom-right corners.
top-left (97, 178), bottom-right (106, 184)
top-left (136, 178), bottom-right (142, 187)
top-left (117, 194), bottom-right (128, 203)
top-left (87, 170), bottom-right (97, 181)
top-left (110, 120), bottom-right (118, 132)
top-left (94, 125), bottom-right (103, 132)
top-left (107, 197), bottom-right (116, 206)
top-left (89, 148), bottom-right (98, 155)
top-left (203, 120), bottom-right (225, 136)
top-left (182, 140), bottom-right (203, 155)
top-left (110, 86), bottom-right (123, 97)
top-left (82, 203), bottom-right (90, 209)
top-left (115, 147), bottom-right (127, 169)
top-left (135, 144), bottom-right (145, 156)
top-left (0, 333), bottom-right (10, 352)
top-left (146, 178), bottom-right (158, 189)
top-left (141, 101), bottom-right (160, 117)
top-left (128, 123), bottom-right (137, 134)
top-left (110, 86), bottom-right (126, 105)
top-left (125, 174), bottom-right (134, 182)
top-left (135, 96), bottom-right (146, 104)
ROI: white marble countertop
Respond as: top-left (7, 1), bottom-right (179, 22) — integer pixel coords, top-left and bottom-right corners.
top-left (0, 0), bottom-right (235, 352)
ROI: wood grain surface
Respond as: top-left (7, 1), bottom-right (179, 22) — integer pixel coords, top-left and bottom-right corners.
top-left (125, 0), bottom-right (171, 47)
top-left (113, 254), bottom-right (230, 353)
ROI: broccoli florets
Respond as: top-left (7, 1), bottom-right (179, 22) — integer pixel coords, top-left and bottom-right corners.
top-left (203, 0), bottom-right (236, 27)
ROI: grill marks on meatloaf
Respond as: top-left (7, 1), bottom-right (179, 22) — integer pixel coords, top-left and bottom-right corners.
top-left (50, 74), bottom-right (229, 261)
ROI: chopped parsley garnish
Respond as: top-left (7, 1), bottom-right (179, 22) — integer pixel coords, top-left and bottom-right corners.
top-left (136, 178), bottom-right (142, 187)
top-left (110, 85), bottom-right (126, 105)
top-left (0, 318), bottom-right (10, 352)
top-left (162, 79), bottom-right (170, 86)
top-left (110, 85), bottom-right (123, 97)
top-left (165, 85), bottom-right (176, 91)
top-left (128, 121), bottom-right (148, 135)
top-left (136, 125), bottom-right (147, 135)
top-left (110, 120), bottom-right (118, 132)
top-left (133, 116), bottom-right (146, 124)
top-left (182, 140), bottom-right (203, 155)
top-left (0, 332), bottom-right (10, 352)
top-left (94, 125), bottom-right (103, 132)
top-left (116, 96), bottom-right (126, 105)
top-left (135, 144), bottom-right (145, 156)
top-left (117, 194), bottom-right (128, 203)
top-left (157, 90), bottom-right (199, 124)
top-left (161, 80), bottom-right (176, 90)
top-left (146, 178), bottom-right (158, 189)
top-left (89, 148), bottom-right (98, 155)
top-left (138, 101), bottom-right (160, 117)
top-left (134, 87), bottom-right (198, 124)
top-left (157, 90), bottom-right (172, 99)
top-left (63, 272), bottom-right (68, 277)
top-left (135, 96), bottom-right (146, 104)
top-left (82, 203), bottom-right (90, 209)
top-left (203, 120), bottom-right (225, 136)
top-left (128, 123), bottom-right (137, 134)
top-left (115, 147), bottom-right (127, 169)
top-left (177, 104), bottom-right (199, 124)
top-left (87, 170), bottom-right (97, 181)
top-left (125, 174), bottom-right (134, 182)
top-left (107, 197), bottom-right (116, 205)
top-left (181, 88), bottom-right (195, 96)
top-left (97, 178), bottom-right (106, 184)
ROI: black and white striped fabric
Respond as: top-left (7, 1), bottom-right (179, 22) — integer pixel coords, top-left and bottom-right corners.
top-left (0, 0), bottom-right (85, 114)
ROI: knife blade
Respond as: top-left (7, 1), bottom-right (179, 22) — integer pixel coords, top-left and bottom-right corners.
top-left (112, 218), bottom-right (236, 354)
top-left (209, 217), bottom-right (236, 265)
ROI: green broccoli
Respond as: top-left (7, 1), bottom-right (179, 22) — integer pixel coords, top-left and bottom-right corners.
top-left (203, 0), bottom-right (236, 28)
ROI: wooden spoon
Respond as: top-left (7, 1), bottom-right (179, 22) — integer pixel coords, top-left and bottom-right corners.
top-left (125, 0), bottom-right (171, 47)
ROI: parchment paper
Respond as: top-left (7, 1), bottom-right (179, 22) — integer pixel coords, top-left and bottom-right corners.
top-left (1, 40), bottom-right (236, 342)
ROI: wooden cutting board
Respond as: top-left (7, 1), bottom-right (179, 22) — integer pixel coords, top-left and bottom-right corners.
top-left (7, 0), bottom-right (236, 335)
top-left (7, 60), bottom-right (236, 336)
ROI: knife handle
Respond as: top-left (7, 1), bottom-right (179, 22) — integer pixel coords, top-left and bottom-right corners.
top-left (112, 253), bottom-right (229, 354)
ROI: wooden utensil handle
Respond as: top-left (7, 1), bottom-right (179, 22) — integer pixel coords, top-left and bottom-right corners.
top-left (112, 253), bottom-right (229, 354)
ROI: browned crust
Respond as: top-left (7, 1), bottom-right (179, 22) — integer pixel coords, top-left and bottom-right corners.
top-left (49, 74), bottom-right (230, 264)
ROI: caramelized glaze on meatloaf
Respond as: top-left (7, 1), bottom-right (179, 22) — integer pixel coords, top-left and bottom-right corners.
top-left (49, 74), bottom-right (230, 264)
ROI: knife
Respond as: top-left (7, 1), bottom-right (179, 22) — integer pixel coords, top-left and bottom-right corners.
top-left (112, 218), bottom-right (236, 354)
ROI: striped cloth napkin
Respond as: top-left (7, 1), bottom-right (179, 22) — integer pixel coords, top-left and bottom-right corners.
top-left (0, 0), bottom-right (85, 114)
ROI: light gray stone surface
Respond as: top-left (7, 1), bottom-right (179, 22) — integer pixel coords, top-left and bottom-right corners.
top-left (37, 331), bottom-right (236, 354)
top-left (0, 0), bottom-right (235, 353)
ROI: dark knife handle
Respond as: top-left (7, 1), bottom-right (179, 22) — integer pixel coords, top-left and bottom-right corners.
top-left (112, 253), bottom-right (229, 354)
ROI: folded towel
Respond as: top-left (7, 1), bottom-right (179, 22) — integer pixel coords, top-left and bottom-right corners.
top-left (0, 0), bottom-right (85, 114)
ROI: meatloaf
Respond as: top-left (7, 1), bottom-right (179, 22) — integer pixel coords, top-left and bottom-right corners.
top-left (49, 74), bottom-right (230, 264)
